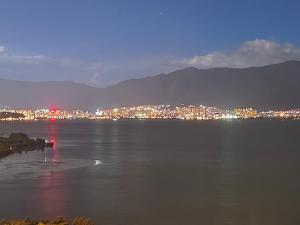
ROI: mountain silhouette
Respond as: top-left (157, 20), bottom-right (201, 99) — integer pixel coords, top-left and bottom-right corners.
top-left (0, 61), bottom-right (299, 110)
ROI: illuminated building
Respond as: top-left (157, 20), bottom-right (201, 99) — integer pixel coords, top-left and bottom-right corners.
top-left (234, 108), bottom-right (258, 119)
top-left (0, 105), bottom-right (299, 121)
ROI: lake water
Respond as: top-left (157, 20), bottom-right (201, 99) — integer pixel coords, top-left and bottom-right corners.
top-left (0, 120), bottom-right (299, 225)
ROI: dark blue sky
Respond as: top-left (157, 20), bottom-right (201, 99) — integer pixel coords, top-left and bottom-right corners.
top-left (1, 0), bottom-right (300, 86)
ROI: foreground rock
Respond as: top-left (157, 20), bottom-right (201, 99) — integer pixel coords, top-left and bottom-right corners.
top-left (0, 217), bottom-right (94, 225)
top-left (0, 133), bottom-right (53, 158)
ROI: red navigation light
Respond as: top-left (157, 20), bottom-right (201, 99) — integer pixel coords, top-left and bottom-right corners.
top-left (49, 118), bottom-right (56, 122)
top-left (49, 106), bottom-right (58, 114)
top-left (50, 108), bottom-right (56, 114)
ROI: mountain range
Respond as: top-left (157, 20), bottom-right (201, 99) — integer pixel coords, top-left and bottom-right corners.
top-left (0, 61), bottom-right (300, 110)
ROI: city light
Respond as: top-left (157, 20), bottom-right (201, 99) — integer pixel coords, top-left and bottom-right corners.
top-left (1, 105), bottom-right (299, 121)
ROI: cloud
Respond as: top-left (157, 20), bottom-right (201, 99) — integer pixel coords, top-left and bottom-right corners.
top-left (84, 56), bottom-right (180, 86)
top-left (1, 39), bottom-right (300, 87)
top-left (179, 39), bottom-right (300, 68)
top-left (0, 46), bottom-right (75, 66)
top-left (0, 45), bottom-right (11, 56)
top-left (0, 46), bottom-right (88, 82)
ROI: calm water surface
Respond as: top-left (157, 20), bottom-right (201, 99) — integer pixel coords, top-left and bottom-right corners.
top-left (0, 120), bottom-right (300, 225)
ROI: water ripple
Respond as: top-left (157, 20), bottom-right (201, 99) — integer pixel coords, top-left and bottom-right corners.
top-left (0, 150), bottom-right (101, 181)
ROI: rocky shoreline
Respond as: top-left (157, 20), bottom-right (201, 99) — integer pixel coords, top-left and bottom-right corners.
top-left (0, 217), bottom-right (94, 225)
top-left (0, 133), bottom-right (54, 159)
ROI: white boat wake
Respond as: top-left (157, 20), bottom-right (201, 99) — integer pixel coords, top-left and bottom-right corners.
top-left (94, 160), bottom-right (102, 166)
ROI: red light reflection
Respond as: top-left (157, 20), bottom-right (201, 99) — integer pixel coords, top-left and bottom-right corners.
top-left (37, 171), bottom-right (67, 217)
top-left (48, 121), bottom-right (59, 161)
top-left (37, 122), bottom-right (67, 217)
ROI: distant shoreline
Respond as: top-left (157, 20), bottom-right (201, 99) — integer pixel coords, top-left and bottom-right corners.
top-left (0, 117), bottom-right (300, 122)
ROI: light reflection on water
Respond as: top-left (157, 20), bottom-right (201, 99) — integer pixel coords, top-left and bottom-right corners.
top-left (0, 121), bottom-right (101, 181)
top-left (37, 171), bottom-right (68, 219)
top-left (0, 120), bottom-right (300, 225)
top-left (215, 128), bottom-right (240, 225)
top-left (0, 150), bottom-right (100, 181)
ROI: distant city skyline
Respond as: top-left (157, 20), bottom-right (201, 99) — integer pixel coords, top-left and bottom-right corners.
top-left (1, 104), bottom-right (300, 121)
top-left (1, 0), bottom-right (300, 86)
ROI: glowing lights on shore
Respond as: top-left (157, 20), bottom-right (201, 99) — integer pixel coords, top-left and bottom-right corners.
top-left (95, 105), bottom-right (300, 121)
top-left (0, 105), bottom-right (299, 121)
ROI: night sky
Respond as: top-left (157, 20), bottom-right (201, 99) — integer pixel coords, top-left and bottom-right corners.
top-left (1, 0), bottom-right (300, 86)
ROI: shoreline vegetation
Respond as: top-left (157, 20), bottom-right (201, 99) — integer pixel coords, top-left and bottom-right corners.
top-left (0, 217), bottom-right (95, 225)
top-left (0, 133), bottom-right (53, 159)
